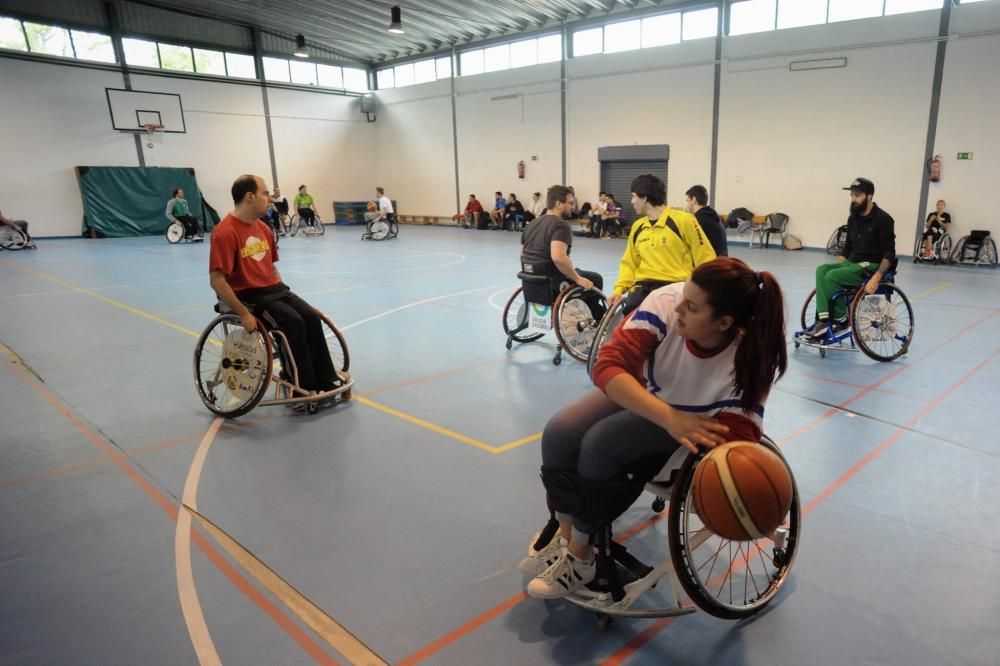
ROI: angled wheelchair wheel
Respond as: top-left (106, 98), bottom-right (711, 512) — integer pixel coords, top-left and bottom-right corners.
top-left (165, 222), bottom-right (185, 244)
top-left (912, 235), bottom-right (924, 263)
top-left (936, 234), bottom-right (952, 265)
top-left (314, 217), bottom-right (326, 236)
top-left (193, 314), bottom-right (273, 418)
top-left (983, 238), bottom-right (998, 267)
top-left (0, 225), bottom-right (29, 250)
top-left (289, 215), bottom-right (301, 236)
top-left (502, 287), bottom-right (545, 343)
top-left (667, 436), bottom-right (801, 619)
top-left (799, 288), bottom-right (818, 330)
top-left (587, 299), bottom-right (627, 379)
top-left (369, 220), bottom-right (390, 241)
top-left (317, 311), bottom-right (350, 374)
top-left (554, 286), bottom-right (608, 363)
top-left (850, 283), bottom-right (914, 362)
top-left (826, 229), bottom-right (843, 255)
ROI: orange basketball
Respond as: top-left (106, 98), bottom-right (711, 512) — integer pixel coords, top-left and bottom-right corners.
top-left (691, 441), bottom-right (793, 541)
top-left (367, 201), bottom-right (377, 212)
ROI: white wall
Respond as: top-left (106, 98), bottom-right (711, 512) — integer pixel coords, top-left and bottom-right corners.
top-left (0, 58), bottom-right (137, 236)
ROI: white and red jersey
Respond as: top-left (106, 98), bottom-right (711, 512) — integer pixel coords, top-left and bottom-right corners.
top-left (592, 282), bottom-right (764, 441)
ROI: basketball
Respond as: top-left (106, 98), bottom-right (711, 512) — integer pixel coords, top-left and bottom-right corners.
top-left (367, 201), bottom-right (377, 211)
top-left (692, 441), bottom-right (793, 541)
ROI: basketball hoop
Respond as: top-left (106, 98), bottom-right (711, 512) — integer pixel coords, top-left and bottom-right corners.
top-left (143, 122), bottom-right (165, 135)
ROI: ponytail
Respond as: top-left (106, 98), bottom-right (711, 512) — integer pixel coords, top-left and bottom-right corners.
top-left (690, 258), bottom-right (787, 412)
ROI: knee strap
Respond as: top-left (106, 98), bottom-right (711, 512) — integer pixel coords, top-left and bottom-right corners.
top-left (540, 467), bottom-right (648, 532)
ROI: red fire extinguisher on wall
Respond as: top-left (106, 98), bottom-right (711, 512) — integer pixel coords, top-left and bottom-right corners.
top-left (927, 154), bottom-right (942, 183)
top-left (517, 160), bottom-right (525, 180)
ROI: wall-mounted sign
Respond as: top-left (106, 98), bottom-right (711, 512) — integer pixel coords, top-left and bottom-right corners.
top-left (957, 152), bottom-right (974, 160)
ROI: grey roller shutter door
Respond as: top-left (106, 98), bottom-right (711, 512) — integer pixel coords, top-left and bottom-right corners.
top-left (600, 160), bottom-right (668, 224)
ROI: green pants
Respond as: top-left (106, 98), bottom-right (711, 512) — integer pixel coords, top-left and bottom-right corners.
top-left (815, 261), bottom-right (867, 321)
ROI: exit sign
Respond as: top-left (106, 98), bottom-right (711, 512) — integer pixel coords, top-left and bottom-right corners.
top-left (957, 152), bottom-right (974, 160)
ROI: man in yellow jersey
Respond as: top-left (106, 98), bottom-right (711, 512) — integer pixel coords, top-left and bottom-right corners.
top-left (610, 174), bottom-right (716, 313)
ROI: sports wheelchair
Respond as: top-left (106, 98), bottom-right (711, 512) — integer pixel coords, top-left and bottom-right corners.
top-left (165, 219), bottom-right (205, 244)
top-left (193, 302), bottom-right (353, 418)
top-left (0, 222), bottom-right (35, 250)
top-left (502, 262), bottom-right (607, 366)
top-left (533, 435), bottom-right (799, 628)
top-left (793, 268), bottom-right (914, 362)
top-left (826, 224), bottom-right (848, 255)
top-left (949, 230), bottom-right (997, 268)
top-left (912, 230), bottom-right (952, 265)
top-left (289, 211), bottom-right (325, 237)
top-left (362, 213), bottom-right (399, 241)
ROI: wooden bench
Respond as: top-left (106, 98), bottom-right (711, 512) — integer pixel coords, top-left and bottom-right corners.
top-left (397, 214), bottom-right (459, 226)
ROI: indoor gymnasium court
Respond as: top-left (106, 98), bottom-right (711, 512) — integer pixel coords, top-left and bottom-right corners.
top-left (2, 1), bottom-right (999, 665)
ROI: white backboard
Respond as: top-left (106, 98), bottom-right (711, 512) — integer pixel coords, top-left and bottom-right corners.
top-left (106, 88), bottom-right (186, 133)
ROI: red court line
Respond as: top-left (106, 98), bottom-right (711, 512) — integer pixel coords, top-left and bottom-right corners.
top-left (602, 346), bottom-right (1000, 665)
top-left (364, 358), bottom-right (507, 397)
top-left (398, 309), bottom-right (1000, 665)
top-left (3, 361), bottom-right (339, 666)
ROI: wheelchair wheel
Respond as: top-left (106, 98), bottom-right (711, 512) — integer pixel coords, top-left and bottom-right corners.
top-left (554, 286), bottom-right (608, 363)
top-left (369, 220), bottom-right (390, 241)
top-left (936, 234), bottom-right (952, 265)
top-left (502, 287), bottom-right (545, 343)
top-left (849, 283), bottom-right (914, 362)
top-left (314, 217), bottom-right (326, 236)
top-left (587, 300), bottom-right (627, 379)
top-left (317, 310), bottom-right (350, 374)
top-left (0, 225), bottom-right (29, 250)
top-left (667, 436), bottom-right (801, 619)
top-left (799, 289), bottom-right (818, 330)
top-left (289, 215), bottom-right (301, 236)
top-left (912, 235), bottom-right (925, 263)
top-left (826, 229), bottom-right (843, 255)
top-left (165, 222), bottom-right (185, 244)
top-left (983, 238), bottom-right (998, 267)
top-left (193, 313), bottom-right (273, 418)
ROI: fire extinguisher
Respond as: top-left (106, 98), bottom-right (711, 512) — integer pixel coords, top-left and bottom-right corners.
top-left (927, 154), bottom-right (942, 183)
top-left (517, 160), bottom-right (525, 180)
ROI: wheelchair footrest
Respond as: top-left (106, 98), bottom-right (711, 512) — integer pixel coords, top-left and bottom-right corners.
top-left (584, 542), bottom-right (653, 594)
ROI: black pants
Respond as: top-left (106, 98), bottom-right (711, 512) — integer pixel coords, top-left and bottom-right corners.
top-left (622, 281), bottom-right (672, 315)
top-left (238, 284), bottom-right (336, 392)
top-left (577, 269), bottom-right (606, 321)
top-left (298, 208), bottom-right (316, 224)
top-left (177, 214), bottom-right (202, 237)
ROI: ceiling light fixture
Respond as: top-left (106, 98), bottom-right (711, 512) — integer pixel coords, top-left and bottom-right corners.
top-left (293, 34), bottom-right (308, 58)
top-left (387, 6), bottom-right (405, 34)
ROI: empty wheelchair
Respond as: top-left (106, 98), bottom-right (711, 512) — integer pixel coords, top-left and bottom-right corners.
top-left (949, 230), bottom-right (997, 268)
top-left (0, 222), bottom-right (35, 250)
top-left (193, 303), bottom-right (353, 418)
top-left (502, 262), bottom-right (608, 366)
top-left (362, 213), bottom-right (399, 241)
top-left (557, 434), bottom-right (800, 627)
top-left (912, 230), bottom-right (952, 265)
top-left (289, 211), bottom-right (325, 237)
top-left (793, 269), bottom-right (914, 362)
top-left (826, 224), bottom-right (848, 255)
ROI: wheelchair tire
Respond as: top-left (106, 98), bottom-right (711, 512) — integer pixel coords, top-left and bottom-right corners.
top-left (936, 234), bottom-right (952, 265)
top-left (912, 235), bottom-right (923, 263)
top-left (193, 313), bottom-right (273, 418)
top-left (0, 225), bottom-right (29, 250)
top-left (289, 215), bottom-right (301, 237)
top-left (799, 289), bottom-right (818, 330)
top-left (502, 287), bottom-right (545, 343)
top-left (586, 300), bottom-right (627, 379)
top-left (826, 230), bottom-right (843, 255)
top-left (667, 436), bottom-right (801, 619)
top-left (317, 310), bottom-right (350, 374)
top-left (554, 286), bottom-right (608, 363)
top-left (315, 218), bottom-right (325, 236)
top-left (369, 220), bottom-right (390, 241)
top-left (849, 282), bottom-right (914, 362)
top-left (165, 222), bottom-right (185, 244)
top-left (984, 238), bottom-right (998, 267)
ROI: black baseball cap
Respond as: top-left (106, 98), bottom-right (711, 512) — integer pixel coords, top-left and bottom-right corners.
top-left (843, 177), bottom-right (875, 195)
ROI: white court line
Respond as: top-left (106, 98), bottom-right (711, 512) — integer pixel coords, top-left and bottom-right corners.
top-left (341, 283), bottom-right (510, 331)
top-left (282, 252), bottom-right (467, 275)
top-left (487, 286), bottom-right (515, 312)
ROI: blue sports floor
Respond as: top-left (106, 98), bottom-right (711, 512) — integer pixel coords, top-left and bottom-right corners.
top-left (2, 225), bottom-right (999, 665)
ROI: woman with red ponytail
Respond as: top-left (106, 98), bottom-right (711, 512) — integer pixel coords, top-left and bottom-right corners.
top-left (521, 257), bottom-right (787, 600)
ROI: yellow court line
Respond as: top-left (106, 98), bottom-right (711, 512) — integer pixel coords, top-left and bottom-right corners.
top-left (911, 281), bottom-right (952, 301)
top-left (6, 261), bottom-right (538, 454)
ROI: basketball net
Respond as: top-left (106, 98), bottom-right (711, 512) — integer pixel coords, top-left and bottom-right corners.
top-left (143, 123), bottom-right (165, 147)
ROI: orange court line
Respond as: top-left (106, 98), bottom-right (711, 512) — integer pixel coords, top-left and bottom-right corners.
top-left (397, 310), bottom-right (1000, 665)
top-left (3, 360), bottom-right (339, 665)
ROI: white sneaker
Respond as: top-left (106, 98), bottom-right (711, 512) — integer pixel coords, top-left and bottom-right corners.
top-left (518, 530), bottom-right (567, 577)
top-left (526, 550), bottom-right (596, 599)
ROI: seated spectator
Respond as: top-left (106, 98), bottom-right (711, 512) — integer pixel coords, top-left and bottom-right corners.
top-left (526, 192), bottom-right (544, 224)
top-left (921, 199), bottom-right (951, 259)
top-left (272, 186), bottom-right (289, 219)
top-left (686, 185), bottom-right (728, 256)
top-left (504, 193), bottom-right (525, 231)
top-left (165, 187), bottom-right (204, 239)
top-left (589, 192), bottom-right (608, 237)
top-left (601, 194), bottom-right (624, 238)
top-left (490, 191), bottom-right (507, 229)
top-left (462, 194), bottom-right (484, 228)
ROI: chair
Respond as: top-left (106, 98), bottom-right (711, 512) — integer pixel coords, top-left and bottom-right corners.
top-left (749, 213), bottom-right (789, 249)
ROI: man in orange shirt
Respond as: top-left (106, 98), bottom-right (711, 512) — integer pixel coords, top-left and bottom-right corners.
top-left (209, 174), bottom-right (337, 393)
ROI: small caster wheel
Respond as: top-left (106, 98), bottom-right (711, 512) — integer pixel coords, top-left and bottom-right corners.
top-left (553, 355), bottom-right (562, 366)
top-left (307, 401), bottom-right (319, 414)
top-left (652, 497), bottom-right (666, 513)
top-left (341, 389), bottom-right (352, 401)
top-left (597, 614), bottom-right (614, 631)
top-left (819, 348), bottom-right (826, 358)
top-left (505, 339), bottom-right (512, 350)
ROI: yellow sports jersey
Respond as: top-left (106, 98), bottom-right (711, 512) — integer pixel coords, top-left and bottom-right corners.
top-left (613, 208), bottom-right (717, 295)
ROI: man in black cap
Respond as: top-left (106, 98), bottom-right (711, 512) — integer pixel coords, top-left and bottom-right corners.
top-left (807, 177), bottom-right (896, 339)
